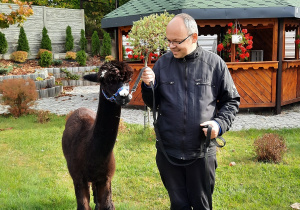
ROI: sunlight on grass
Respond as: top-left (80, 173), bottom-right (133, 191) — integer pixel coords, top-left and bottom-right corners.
top-left (0, 114), bottom-right (299, 209)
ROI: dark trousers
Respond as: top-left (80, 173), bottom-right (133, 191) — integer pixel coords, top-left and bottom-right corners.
top-left (156, 151), bottom-right (217, 210)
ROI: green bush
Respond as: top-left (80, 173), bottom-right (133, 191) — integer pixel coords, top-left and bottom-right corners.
top-left (79, 29), bottom-right (87, 52)
top-left (0, 63), bottom-right (13, 75)
top-left (76, 50), bottom-right (87, 66)
top-left (52, 59), bottom-right (62, 66)
top-left (39, 51), bottom-right (53, 67)
top-left (101, 31), bottom-right (111, 57)
top-left (253, 133), bottom-right (287, 163)
top-left (0, 32), bottom-right (8, 54)
top-left (65, 25), bottom-right (74, 52)
top-left (17, 27), bottom-right (30, 53)
top-left (91, 31), bottom-right (100, 56)
top-left (41, 27), bottom-right (52, 51)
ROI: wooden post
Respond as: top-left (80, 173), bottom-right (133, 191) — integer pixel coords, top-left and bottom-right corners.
top-left (275, 18), bottom-right (284, 114)
top-left (231, 44), bottom-right (236, 62)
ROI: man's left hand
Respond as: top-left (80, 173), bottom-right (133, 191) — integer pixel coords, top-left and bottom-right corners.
top-left (200, 121), bottom-right (220, 139)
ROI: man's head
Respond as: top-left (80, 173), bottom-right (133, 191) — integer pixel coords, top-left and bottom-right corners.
top-left (166, 13), bottom-right (198, 58)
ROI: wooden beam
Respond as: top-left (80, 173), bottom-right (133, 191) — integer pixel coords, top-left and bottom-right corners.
top-left (272, 19), bottom-right (278, 61)
top-left (296, 27), bottom-right (300, 60)
top-left (275, 18), bottom-right (284, 114)
top-left (231, 44), bottom-right (236, 62)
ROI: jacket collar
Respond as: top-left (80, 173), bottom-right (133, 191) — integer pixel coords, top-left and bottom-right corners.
top-left (176, 44), bottom-right (202, 61)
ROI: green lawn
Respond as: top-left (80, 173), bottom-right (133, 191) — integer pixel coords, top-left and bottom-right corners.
top-left (0, 114), bottom-right (299, 209)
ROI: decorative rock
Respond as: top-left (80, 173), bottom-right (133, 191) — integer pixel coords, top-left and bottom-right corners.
top-left (68, 80), bottom-right (77, 86)
top-left (76, 80), bottom-right (83, 86)
top-left (47, 77), bottom-right (55, 88)
top-left (13, 75), bottom-right (22, 79)
top-left (48, 87), bottom-right (56, 97)
top-left (29, 74), bottom-right (38, 80)
top-left (21, 75), bottom-right (30, 79)
top-left (39, 89), bottom-right (48, 98)
top-left (72, 67), bottom-right (79, 73)
top-left (78, 67), bottom-right (85, 72)
top-left (53, 68), bottom-right (60, 74)
top-left (40, 80), bottom-right (48, 89)
top-left (35, 69), bottom-right (48, 78)
top-left (47, 68), bottom-right (54, 74)
top-left (37, 73), bottom-right (46, 79)
top-left (55, 86), bottom-right (63, 96)
top-left (62, 80), bottom-right (68, 86)
top-left (54, 73), bottom-right (61, 78)
top-left (35, 81), bottom-right (41, 90)
top-left (66, 67), bottom-right (73, 72)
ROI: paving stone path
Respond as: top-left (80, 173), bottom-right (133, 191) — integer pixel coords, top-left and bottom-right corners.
top-left (1, 85), bottom-right (300, 131)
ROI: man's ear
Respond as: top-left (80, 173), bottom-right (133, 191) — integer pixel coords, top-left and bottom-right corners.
top-left (83, 73), bottom-right (98, 82)
top-left (192, 33), bottom-right (198, 43)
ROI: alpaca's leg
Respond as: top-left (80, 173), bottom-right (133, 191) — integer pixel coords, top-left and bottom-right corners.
top-left (74, 180), bottom-right (91, 210)
top-left (93, 180), bottom-right (115, 210)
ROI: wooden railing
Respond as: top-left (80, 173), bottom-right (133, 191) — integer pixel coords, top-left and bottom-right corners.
top-left (282, 60), bottom-right (300, 105)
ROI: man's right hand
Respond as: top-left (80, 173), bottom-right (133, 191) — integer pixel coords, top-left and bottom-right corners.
top-left (141, 67), bottom-right (155, 86)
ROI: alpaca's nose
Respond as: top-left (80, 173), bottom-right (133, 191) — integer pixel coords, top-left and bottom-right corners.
top-left (119, 84), bottom-right (130, 96)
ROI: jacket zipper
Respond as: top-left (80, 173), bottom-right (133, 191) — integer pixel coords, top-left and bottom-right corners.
top-left (182, 58), bottom-right (187, 159)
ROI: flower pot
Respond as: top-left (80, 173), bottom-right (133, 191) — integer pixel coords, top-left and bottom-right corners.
top-left (232, 34), bottom-right (243, 44)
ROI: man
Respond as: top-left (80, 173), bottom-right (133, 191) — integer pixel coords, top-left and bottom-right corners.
top-left (141, 13), bottom-right (240, 209)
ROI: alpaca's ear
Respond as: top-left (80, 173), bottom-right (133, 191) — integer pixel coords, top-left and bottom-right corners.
top-left (83, 74), bottom-right (98, 82)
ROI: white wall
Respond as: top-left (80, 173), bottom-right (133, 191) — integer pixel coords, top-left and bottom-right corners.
top-left (0, 3), bottom-right (85, 58)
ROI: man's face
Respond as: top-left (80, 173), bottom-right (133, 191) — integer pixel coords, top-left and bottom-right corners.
top-left (166, 17), bottom-right (196, 58)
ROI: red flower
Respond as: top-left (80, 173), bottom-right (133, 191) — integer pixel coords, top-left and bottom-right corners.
top-left (154, 53), bottom-right (159, 57)
top-left (125, 48), bottom-right (132, 53)
top-left (217, 43), bottom-right (224, 52)
top-left (228, 22), bottom-right (233, 27)
top-left (239, 53), bottom-right (246, 59)
top-left (149, 52), bottom-right (154, 57)
top-left (233, 28), bottom-right (239, 34)
top-left (248, 40), bottom-right (253, 45)
top-left (242, 29), bottom-right (248, 34)
top-left (228, 29), bottom-right (232, 34)
top-left (245, 52), bottom-right (250, 58)
top-left (246, 45), bottom-right (253, 50)
top-left (127, 54), bottom-right (133, 59)
top-left (140, 55), bottom-right (145, 60)
top-left (249, 36), bottom-right (253, 40)
top-left (134, 55), bottom-right (138, 59)
top-left (295, 39), bottom-right (300, 45)
top-left (126, 35), bottom-right (129, 39)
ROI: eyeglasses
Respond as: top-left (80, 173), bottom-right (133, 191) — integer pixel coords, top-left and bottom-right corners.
top-left (166, 34), bottom-right (193, 46)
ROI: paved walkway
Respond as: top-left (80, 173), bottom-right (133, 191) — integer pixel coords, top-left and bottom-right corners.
top-left (1, 85), bottom-right (300, 131)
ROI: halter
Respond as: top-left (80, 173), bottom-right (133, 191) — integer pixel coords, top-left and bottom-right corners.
top-left (102, 84), bottom-right (130, 102)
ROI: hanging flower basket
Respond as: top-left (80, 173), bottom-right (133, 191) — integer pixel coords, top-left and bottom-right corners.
top-left (295, 35), bottom-right (300, 48)
top-left (217, 22), bottom-right (253, 62)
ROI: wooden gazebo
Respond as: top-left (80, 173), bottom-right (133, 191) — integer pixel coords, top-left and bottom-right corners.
top-left (101, 0), bottom-right (300, 114)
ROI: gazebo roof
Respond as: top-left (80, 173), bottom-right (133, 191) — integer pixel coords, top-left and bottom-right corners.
top-left (101, 0), bottom-right (300, 28)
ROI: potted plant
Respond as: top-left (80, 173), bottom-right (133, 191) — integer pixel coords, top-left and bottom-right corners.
top-left (217, 22), bottom-right (253, 62)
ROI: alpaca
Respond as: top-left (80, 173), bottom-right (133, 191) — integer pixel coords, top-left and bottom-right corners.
top-left (62, 61), bottom-right (133, 210)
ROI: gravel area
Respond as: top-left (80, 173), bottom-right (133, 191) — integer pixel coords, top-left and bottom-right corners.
top-left (1, 85), bottom-right (300, 131)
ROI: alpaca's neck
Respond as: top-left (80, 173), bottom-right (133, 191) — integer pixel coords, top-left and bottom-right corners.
top-left (91, 89), bottom-right (121, 158)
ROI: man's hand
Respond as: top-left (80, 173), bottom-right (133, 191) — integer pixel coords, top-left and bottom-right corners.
top-left (141, 67), bottom-right (155, 86)
top-left (200, 121), bottom-right (220, 139)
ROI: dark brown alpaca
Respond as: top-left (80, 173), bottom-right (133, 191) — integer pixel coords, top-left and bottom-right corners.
top-left (62, 61), bottom-right (133, 210)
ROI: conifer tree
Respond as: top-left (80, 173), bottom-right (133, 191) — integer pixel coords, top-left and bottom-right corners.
top-left (65, 25), bottom-right (74, 51)
top-left (101, 31), bottom-right (111, 57)
top-left (17, 26), bottom-right (30, 52)
top-left (79, 29), bottom-right (87, 52)
top-left (41, 27), bottom-right (52, 51)
top-left (0, 32), bottom-right (8, 54)
top-left (91, 31), bottom-right (100, 56)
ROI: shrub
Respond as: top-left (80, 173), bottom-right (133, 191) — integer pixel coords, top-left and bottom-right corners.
top-left (0, 78), bottom-right (38, 117)
top-left (76, 50), bottom-right (87, 66)
top-left (101, 31), bottom-right (111, 57)
top-left (65, 51), bottom-right (76, 60)
top-left (253, 133), bottom-right (287, 163)
top-left (0, 63), bottom-right (13, 75)
top-left (91, 31), bottom-right (100, 56)
top-left (0, 32), bottom-right (8, 54)
top-left (17, 27), bottom-right (30, 53)
top-left (65, 25), bottom-right (74, 52)
top-left (11, 51), bottom-right (28, 62)
top-left (36, 110), bottom-right (51, 124)
top-left (52, 59), bottom-right (62, 66)
top-left (39, 51), bottom-right (53, 67)
top-left (61, 68), bottom-right (79, 80)
top-left (79, 29), bottom-right (87, 52)
top-left (37, 49), bottom-right (52, 59)
top-left (41, 27), bottom-right (52, 51)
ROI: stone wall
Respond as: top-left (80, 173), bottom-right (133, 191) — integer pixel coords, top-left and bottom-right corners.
top-left (0, 3), bottom-right (85, 59)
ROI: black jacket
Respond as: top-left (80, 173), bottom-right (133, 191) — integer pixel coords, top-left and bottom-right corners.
top-left (141, 46), bottom-right (240, 160)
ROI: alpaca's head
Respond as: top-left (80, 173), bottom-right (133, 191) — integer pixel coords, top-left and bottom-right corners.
top-left (84, 60), bottom-right (133, 106)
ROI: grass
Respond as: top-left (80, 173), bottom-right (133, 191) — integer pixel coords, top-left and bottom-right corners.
top-left (0, 114), bottom-right (299, 209)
